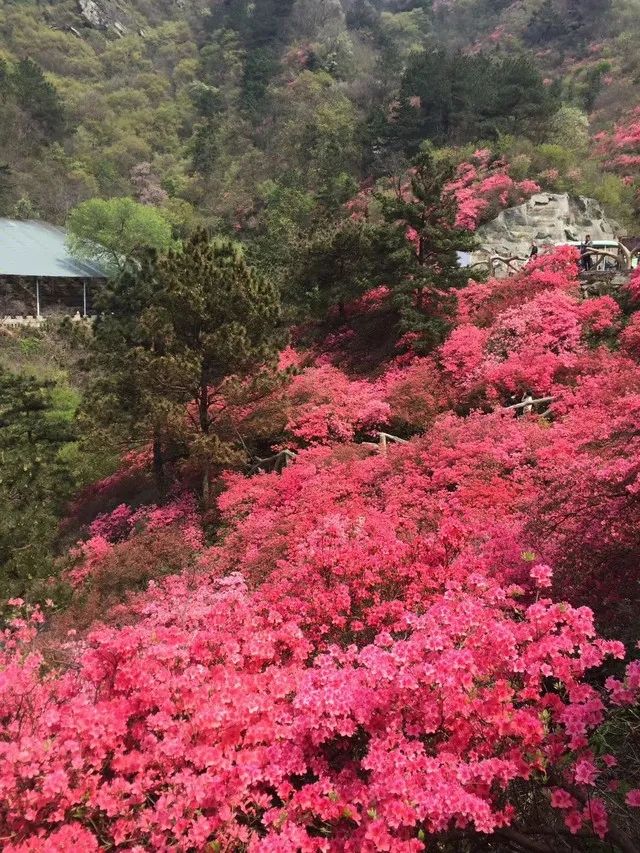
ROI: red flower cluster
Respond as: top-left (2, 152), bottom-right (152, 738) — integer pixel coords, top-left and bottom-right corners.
top-left (2, 250), bottom-right (640, 850)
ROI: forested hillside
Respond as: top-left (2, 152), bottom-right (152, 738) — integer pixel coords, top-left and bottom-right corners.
top-left (1, 0), bottom-right (640, 237)
top-left (4, 1), bottom-right (640, 852)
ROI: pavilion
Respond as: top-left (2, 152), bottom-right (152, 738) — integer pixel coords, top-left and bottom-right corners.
top-left (0, 218), bottom-right (107, 320)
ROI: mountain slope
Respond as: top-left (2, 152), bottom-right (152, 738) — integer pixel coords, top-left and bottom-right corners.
top-left (1, 0), bottom-right (639, 232)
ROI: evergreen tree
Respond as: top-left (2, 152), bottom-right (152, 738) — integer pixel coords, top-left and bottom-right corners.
top-left (524, 0), bottom-right (612, 49)
top-left (206, 0), bottom-right (296, 120)
top-left (87, 232), bottom-right (284, 502)
top-left (523, 0), bottom-right (565, 46)
top-left (384, 49), bottom-right (556, 154)
top-left (380, 145), bottom-right (477, 347)
top-left (288, 219), bottom-right (410, 319)
top-left (82, 250), bottom-right (175, 494)
top-left (0, 163), bottom-right (12, 211)
top-left (0, 370), bottom-right (76, 604)
top-left (0, 59), bottom-right (9, 101)
top-left (11, 58), bottom-right (65, 139)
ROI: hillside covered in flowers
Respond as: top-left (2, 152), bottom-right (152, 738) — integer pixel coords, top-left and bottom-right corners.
top-left (3, 241), bottom-right (640, 851)
top-left (4, 1), bottom-right (640, 851)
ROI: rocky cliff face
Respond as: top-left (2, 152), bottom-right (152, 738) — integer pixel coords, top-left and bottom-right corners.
top-left (471, 193), bottom-right (621, 264)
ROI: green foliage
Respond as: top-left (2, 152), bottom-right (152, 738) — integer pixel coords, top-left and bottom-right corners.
top-left (86, 231), bottom-right (285, 500)
top-left (382, 49), bottom-right (558, 155)
top-left (524, 0), bottom-right (613, 50)
top-left (0, 56), bottom-right (66, 142)
top-left (380, 145), bottom-right (478, 347)
top-left (12, 196), bottom-right (38, 220)
top-left (0, 0), bottom-right (634, 235)
top-left (66, 197), bottom-right (173, 272)
top-left (0, 162), bottom-right (11, 213)
top-left (287, 219), bottom-right (409, 318)
top-left (549, 105), bottom-right (590, 151)
top-left (0, 369), bottom-right (77, 605)
top-left (11, 57), bottom-right (66, 138)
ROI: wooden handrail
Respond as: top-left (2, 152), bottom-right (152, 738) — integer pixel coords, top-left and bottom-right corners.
top-left (248, 449), bottom-right (297, 475)
top-left (505, 396), bottom-right (554, 412)
top-left (378, 432), bottom-right (408, 452)
top-left (580, 248), bottom-right (627, 268)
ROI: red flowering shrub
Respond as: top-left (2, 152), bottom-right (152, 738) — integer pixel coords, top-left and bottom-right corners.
top-left (379, 357), bottom-right (448, 433)
top-left (284, 365), bottom-right (390, 445)
top-left (597, 109), bottom-right (640, 185)
top-left (443, 249), bottom-right (617, 406)
top-left (621, 313), bottom-right (640, 359)
top-left (446, 149), bottom-right (540, 230)
top-left (455, 247), bottom-right (580, 327)
top-left (1, 534), bottom-right (638, 850)
top-left (346, 149), bottom-right (539, 235)
top-left (2, 250), bottom-right (640, 850)
top-left (627, 268), bottom-right (640, 305)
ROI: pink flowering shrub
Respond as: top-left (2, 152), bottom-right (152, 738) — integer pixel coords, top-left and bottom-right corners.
top-left (2, 252), bottom-right (640, 850)
top-left (455, 247), bottom-right (580, 327)
top-left (1, 541), bottom-right (637, 850)
top-left (446, 149), bottom-right (540, 231)
top-left (597, 108), bottom-right (640, 192)
top-left (442, 250), bottom-right (617, 404)
top-left (378, 356), bottom-right (448, 432)
top-left (284, 365), bottom-right (390, 445)
top-left (621, 313), bottom-right (640, 359)
top-left (346, 149), bottom-right (538, 236)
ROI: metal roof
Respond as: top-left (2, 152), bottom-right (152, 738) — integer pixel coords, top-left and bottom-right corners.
top-left (0, 218), bottom-right (107, 278)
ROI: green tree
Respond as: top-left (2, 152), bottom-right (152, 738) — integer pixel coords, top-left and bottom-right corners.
top-left (11, 58), bottom-right (66, 139)
top-left (0, 164), bottom-right (12, 212)
top-left (81, 250), bottom-right (173, 494)
top-left (549, 105), bottom-right (590, 151)
top-left (382, 50), bottom-right (556, 155)
top-left (87, 231), bottom-right (284, 501)
top-left (67, 197), bottom-right (173, 272)
top-left (288, 219), bottom-right (409, 319)
top-left (0, 369), bottom-right (76, 606)
top-left (380, 145), bottom-right (477, 347)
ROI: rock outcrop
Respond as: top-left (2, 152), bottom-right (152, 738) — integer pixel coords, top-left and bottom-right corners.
top-left (77, 0), bottom-right (130, 35)
top-left (471, 193), bottom-right (621, 265)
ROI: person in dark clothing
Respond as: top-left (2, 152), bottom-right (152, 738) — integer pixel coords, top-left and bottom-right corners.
top-left (529, 241), bottom-right (539, 262)
top-left (580, 234), bottom-right (593, 270)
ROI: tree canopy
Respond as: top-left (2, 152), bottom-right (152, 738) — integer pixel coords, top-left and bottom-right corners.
top-left (66, 197), bottom-right (173, 272)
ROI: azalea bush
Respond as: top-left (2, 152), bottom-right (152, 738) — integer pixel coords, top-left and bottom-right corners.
top-left (2, 249), bottom-right (640, 850)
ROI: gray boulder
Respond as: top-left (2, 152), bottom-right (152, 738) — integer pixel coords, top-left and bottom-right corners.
top-left (77, 0), bottom-right (129, 34)
top-left (471, 193), bottom-right (621, 266)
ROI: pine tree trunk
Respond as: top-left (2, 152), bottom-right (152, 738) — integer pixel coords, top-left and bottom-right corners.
top-left (152, 434), bottom-right (167, 496)
top-left (198, 379), bottom-right (210, 504)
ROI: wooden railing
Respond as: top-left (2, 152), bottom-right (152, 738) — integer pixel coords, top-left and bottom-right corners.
top-left (247, 449), bottom-right (297, 475)
top-left (469, 255), bottom-right (526, 277)
top-left (505, 396), bottom-right (554, 412)
top-left (470, 245), bottom-right (640, 279)
top-left (245, 405), bottom-right (558, 478)
top-left (378, 432), bottom-right (408, 451)
top-left (247, 432), bottom-right (412, 477)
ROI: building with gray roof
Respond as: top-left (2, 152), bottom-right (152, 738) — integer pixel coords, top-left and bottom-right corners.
top-left (0, 218), bottom-right (107, 319)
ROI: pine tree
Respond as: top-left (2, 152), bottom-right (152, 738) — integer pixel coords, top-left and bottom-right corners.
top-left (148, 231), bottom-right (284, 500)
top-left (82, 250), bottom-right (175, 494)
top-left (386, 49), bottom-right (556, 153)
top-left (0, 369), bottom-right (76, 604)
top-left (86, 232), bottom-right (284, 502)
top-left (11, 58), bottom-right (65, 139)
top-left (0, 163), bottom-right (12, 211)
top-left (288, 219), bottom-right (410, 319)
top-left (380, 145), bottom-right (477, 348)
